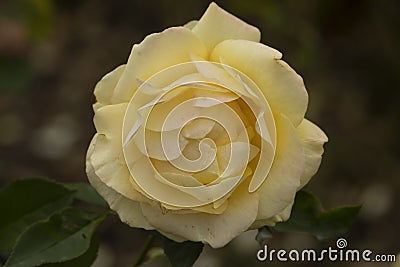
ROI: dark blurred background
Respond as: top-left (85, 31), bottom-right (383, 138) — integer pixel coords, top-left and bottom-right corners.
top-left (0, 0), bottom-right (399, 266)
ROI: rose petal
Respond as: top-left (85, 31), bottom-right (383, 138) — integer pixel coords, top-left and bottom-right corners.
top-left (191, 2), bottom-right (260, 52)
top-left (217, 142), bottom-right (259, 178)
top-left (140, 182), bottom-right (259, 248)
top-left (91, 104), bottom-right (146, 201)
top-left (170, 138), bottom-right (216, 173)
top-left (131, 155), bottom-right (227, 207)
top-left (94, 103), bottom-right (127, 138)
top-left (184, 20), bottom-right (197, 30)
top-left (211, 40), bottom-right (308, 126)
top-left (161, 200), bottom-right (228, 215)
top-left (206, 122), bottom-right (230, 146)
top-left (256, 114), bottom-right (305, 220)
top-left (182, 118), bottom-right (216, 139)
top-left (159, 172), bottom-right (203, 187)
top-left (296, 119), bottom-right (328, 188)
top-left (146, 91), bottom-right (200, 132)
top-left (250, 201), bottom-right (294, 229)
top-left (93, 65), bottom-right (125, 110)
top-left (111, 27), bottom-right (207, 104)
top-left (248, 137), bottom-right (275, 193)
top-left (133, 128), bottom-right (188, 161)
top-left (86, 135), bottom-right (152, 229)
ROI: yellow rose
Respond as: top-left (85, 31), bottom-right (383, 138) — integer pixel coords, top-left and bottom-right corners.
top-left (86, 2), bottom-right (328, 248)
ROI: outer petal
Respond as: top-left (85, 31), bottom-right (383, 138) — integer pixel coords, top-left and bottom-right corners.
top-left (211, 40), bottom-right (308, 126)
top-left (90, 103), bottom-right (145, 202)
top-left (86, 136), bottom-right (153, 229)
top-left (140, 183), bottom-right (259, 248)
top-left (191, 2), bottom-right (260, 52)
top-left (296, 119), bottom-right (328, 188)
top-left (250, 201), bottom-right (294, 229)
top-left (184, 20), bottom-right (197, 30)
top-left (111, 27), bottom-right (207, 104)
top-left (93, 65), bottom-right (126, 111)
top-left (256, 114), bottom-right (305, 220)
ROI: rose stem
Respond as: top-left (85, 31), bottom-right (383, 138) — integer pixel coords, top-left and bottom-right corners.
top-left (132, 234), bottom-right (156, 267)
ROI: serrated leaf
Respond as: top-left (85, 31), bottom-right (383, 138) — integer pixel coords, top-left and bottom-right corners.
top-left (63, 183), bottom-right (108, 208)
top-left (163, 239), bottom-right (203, 267)
top-left (41, 235), bottom-right (100, 267)
top-left (4, 208), bottom-right (106, 267)
top-left (274, 191), bottom-right (361, 240)
top-left (0, 178), bottom-right (75, 253)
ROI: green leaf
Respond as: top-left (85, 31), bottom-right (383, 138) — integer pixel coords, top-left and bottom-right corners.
top-left (4, 208), bottom-right (106, 267)
top-left (63, 183), bottom-right (108, 208)
top-left (41, 235), bottom-right (100, 267)
top-left (163, 239), bottom-right (203, 267)
top-left (274, 191), bottom-right (361, 240)
top-left (0, 178), bottom-right (75, 253)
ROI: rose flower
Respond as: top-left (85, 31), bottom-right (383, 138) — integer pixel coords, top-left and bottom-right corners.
top-left (86, 2), bottom-right (328, 248)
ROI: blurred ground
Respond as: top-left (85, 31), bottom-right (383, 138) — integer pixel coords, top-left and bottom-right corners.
top-left (0, 0), bottom-right (399, 266)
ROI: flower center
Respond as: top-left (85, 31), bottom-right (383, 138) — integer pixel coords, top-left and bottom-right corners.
top-left (122, 61), bottom-right (276, 208)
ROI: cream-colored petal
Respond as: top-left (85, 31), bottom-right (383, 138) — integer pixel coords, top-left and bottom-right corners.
top-left (86, 136), bottom-right (153, 229)
top-left (296, 119), bottom-right (328, 188)
top-left (133, 128), bottom-right (188, 161)
top-left (94, 103), bottom-right (127, 137)
top-left (191, 55), bottom-right (250, 95)
top-left (159, 172), bottom-right (203, 187)
top-left (193, 157), bottom-right (220, 182)
top-left (200, 99), bottom-right (247, 142)
top-left (206, 122), bottom-right (230, 146)
top-left (248, 137), bottom-right (275, 193)
top-left (217, 142), bottom-right (259, 178)
top-left (192, 171), bottom-right (219, 185)
top-left (129, 156), bottom-right (214, 207)
top-left (91, 104), bottom-right (145, 202)
top-left (191, 200), bottom-right (228, 215)
top-left (160, 195), bottom-right (228, 215)
top-left (181, 118), bottom-right (215, 139)
top-left (211, 40), bottom-right (308, 126)
top-left (184, 20), bottom-right (197, 30)
top-left (111, 27), bottom-right (207, 104)
top-left (250, 201), bottom-right (293, 229)
top-left (170, 138), bottom-right (216, 173)
top-left (140, 183), bottom-right (259, 248)
top-left (151, 159), bottom-right (186, 175)
top-left (90, 134), bottom-right (145, 202)
top-left (191, 2), bottom-right (260, 52)
top-left (256, 114), bottom-right (305, 220)
top-left (93, 65), bottom-right (125, 110)
top-left (275, 201), bottom-right (294, 222)
top-left (145, 91), bottom-right (199, 132)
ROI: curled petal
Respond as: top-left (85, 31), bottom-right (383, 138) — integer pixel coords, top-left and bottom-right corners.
top-left (296, 119), bottom-right (328, 188)
top-left (86, 136), bottom-right (152, 229)
top-left (211, 40), bottom-right (308, 126)
top-left (140, 182), bottom-right (259, 248)
top-left (256, 114), bottom-right (305, 220)
top-left (93, 65), bottom-right (125, 111)
top-left (111, 27), bottom-right (207, 104)
top-left (192, 2), bottom-right (260, 52)
top-left (91, 104), bottom-right (146, 201)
